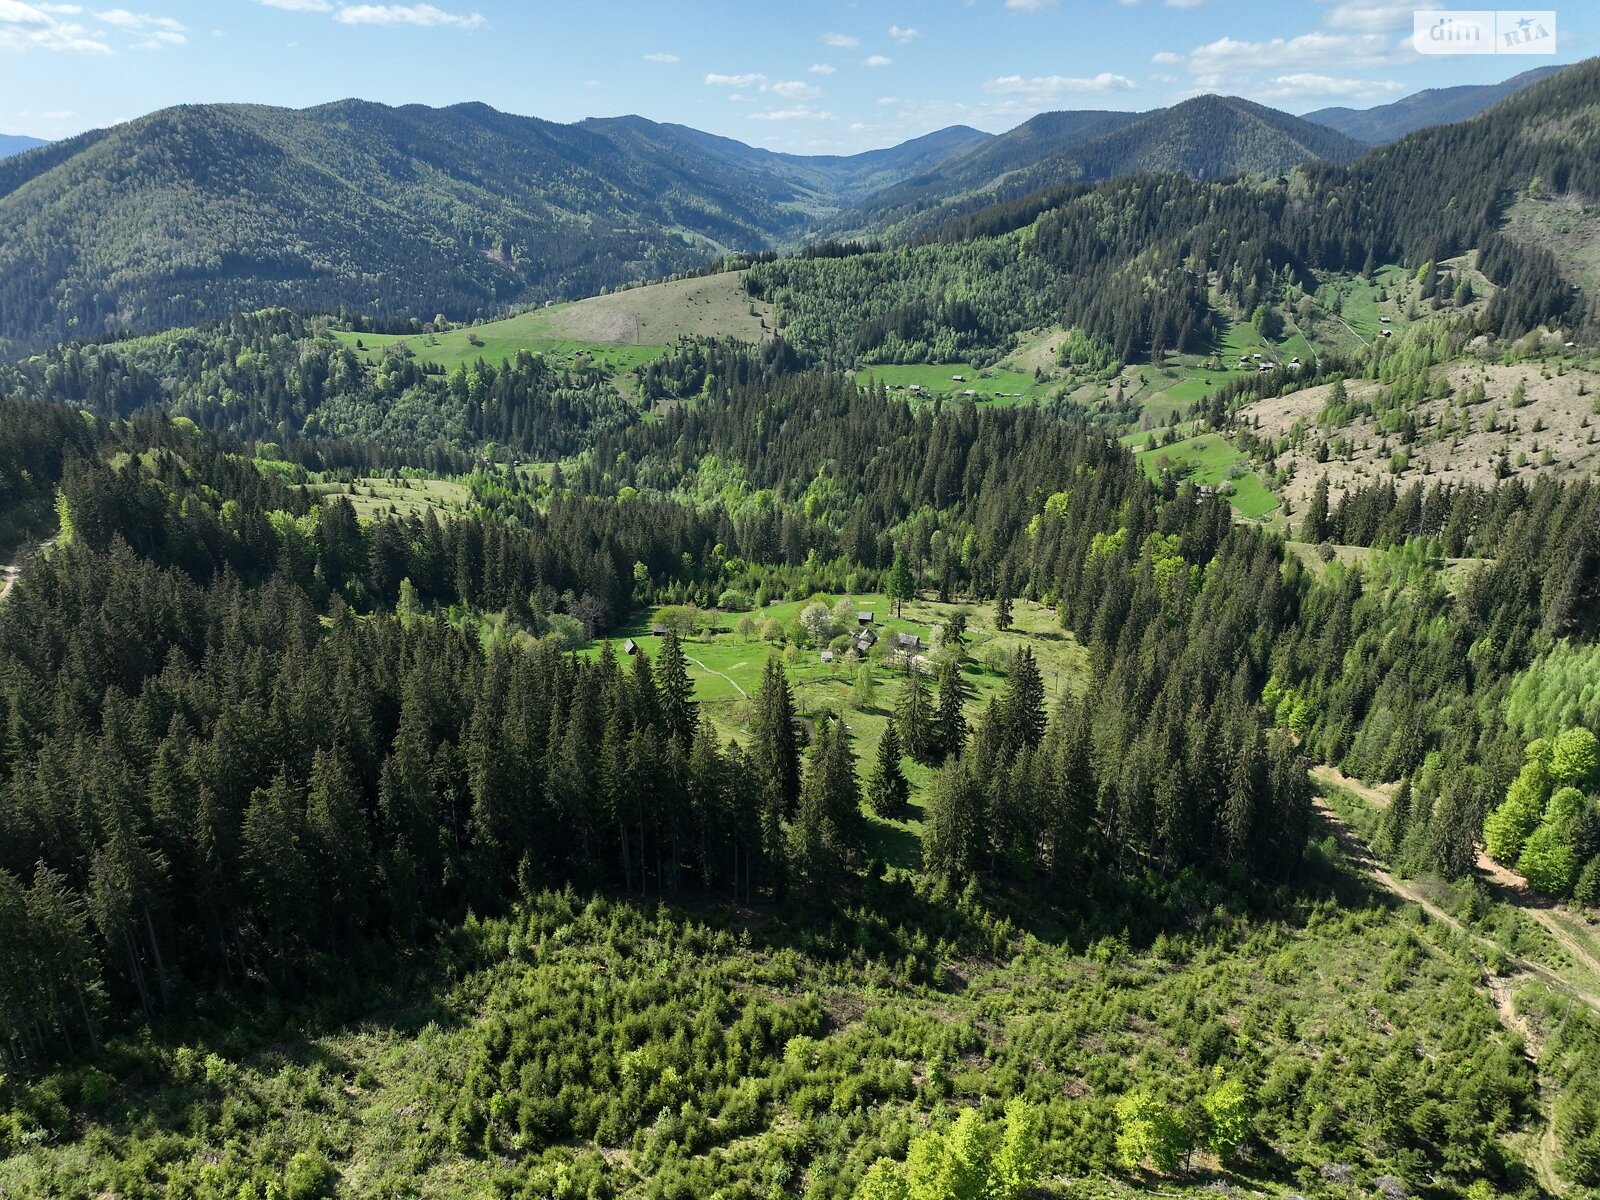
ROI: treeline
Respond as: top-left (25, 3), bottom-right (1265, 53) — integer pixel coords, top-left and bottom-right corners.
top-left (0, 405), bottom-right (900, 1063)
top-left (0, 309), bottom-right (639, 461)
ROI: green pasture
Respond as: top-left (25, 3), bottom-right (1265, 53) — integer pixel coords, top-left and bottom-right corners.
top-left (1137, 433), bottom-right (1280, 519)
top-left (853, 362), bottom-right (1045, 405)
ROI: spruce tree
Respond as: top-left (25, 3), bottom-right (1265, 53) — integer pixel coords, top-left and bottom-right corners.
top-left (934, 659), bottom-right (970, 763)
top-left (1000, 647), bottom-right (1046, 755)
top-left (656, 631), bottom-right (697, 746)
top-left (751, 657), bottom-right (801, 817)
top-left (899, 664), bottom-right (936, 766)
top-left (868, 723), bottom-right (910, 819)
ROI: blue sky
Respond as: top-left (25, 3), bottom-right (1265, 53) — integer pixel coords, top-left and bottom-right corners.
top-left (0, 0), bottom-right (1592, 151)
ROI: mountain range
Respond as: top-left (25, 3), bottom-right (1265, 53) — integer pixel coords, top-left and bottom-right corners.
top-left (0, 62), bottom-right (1580, 350)
top-left (0, 134), bottom-right (47, 159)
top-left (1303, 65), bottom-right (1566, 144)
top-left (823, 95), bottom-right (1366, 240)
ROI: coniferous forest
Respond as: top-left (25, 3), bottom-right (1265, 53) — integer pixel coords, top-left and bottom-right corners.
top-left (3, 38), bottom-right (1600, 1200)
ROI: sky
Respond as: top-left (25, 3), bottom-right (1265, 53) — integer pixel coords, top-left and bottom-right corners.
top-left (0, 0), bottom-right (1592, 152)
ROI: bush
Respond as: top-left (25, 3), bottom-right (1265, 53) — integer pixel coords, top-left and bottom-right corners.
top-left (545, 613), bottom-right (588, 651)
top-left (283, 1151), bottom-right (336, 1200)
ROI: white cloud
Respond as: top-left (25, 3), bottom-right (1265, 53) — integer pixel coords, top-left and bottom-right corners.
top-left (642, 51), bottom-right (677, 63)
top-left (983, 71), bottom-right (1138, 100)
top-left (807, 62), bottom-right (835, 74)
top-left (1151, 50), bottom-right (1183, 64)
top-left (705, 71), bottom-right (764, 87)
top-left (877, 96), bottom-right (898, 106)
top-left (1324, 0), bottom-right (1442, 33)
top-left (771, 79), bottom-right (820, 100)
top-left (820, 31), bottom-right (858, 47)
top-left (257, 0), bottom-right (332, 9)
top-left (0, 0), bottom-right (111, 52)
top-left (1174, 30), bottom-right (1409, 88)
top-left (1166, 0), bottom-right (1203, 7)
top-left (94, 6), bottom-right (183, 28)
top-left (1004, 0), bottom-right (1056, 10)
top-left (709, 74), bottom-right (820, 101)
top-left (334, 3), bottom-right (484, 29)
top-left (888, 23), bottom-right (918, 42)
top-left (863, 53), bottom-right (891, 66)
top-left (750, 106), bottom-right (834, 122)
top-left (93, 8), bottom-right (185, 45)
top-left (1256, 72), bottom-right (1405, 100)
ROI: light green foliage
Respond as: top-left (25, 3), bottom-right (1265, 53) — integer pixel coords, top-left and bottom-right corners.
top-left (1484, 758), bottom-right (1552, 865)
top-left (1501, 641), bottom-right (1598, 743)
top-left (988, 1097), bottom-right (1045, 1199)
top-left (1201, 1078), bottom-right (1252, 1161)
top-left (1552, 727), bottom-right (1599, 789)
top-left (853, 1159), bottom-right (909, 1200)
top-left (1518, 784), bottom-right (1590, 898)
top-left (907, 1109), bottom-right (991, 1200)
top-left (52, 488), bottom-right (73, 546)
top-left (1114, 1088), bottom-right (1189, 1174)
top-left (886, 555), bottom-right (915, 616)
top-left (282, 1151), bottom-right (335, 1200)
top-left (1090, 527), bottom-right (1128, 559)
top-left (1519, 821), bottom-right (1580, 898)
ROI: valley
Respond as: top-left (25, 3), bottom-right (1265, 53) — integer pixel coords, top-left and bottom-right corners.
top-left (1, 32), bottom-right (1600, 1200)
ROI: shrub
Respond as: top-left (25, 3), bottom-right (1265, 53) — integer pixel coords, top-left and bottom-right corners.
top-left (283, 1151), bottom-right (336, 1200)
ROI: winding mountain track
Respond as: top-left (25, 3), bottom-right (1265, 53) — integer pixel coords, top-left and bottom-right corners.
top-left (1309, 770), bottom-right (1600, 1017)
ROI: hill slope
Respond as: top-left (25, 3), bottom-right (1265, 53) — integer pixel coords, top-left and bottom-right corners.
top-left (826, 95), bottom-right (1366, 239)
top-left (751, 59), bottom-right (1600, 370)
top-left (1304, 64), bottom-right (1567, 144)
top-left (0, 101), bottom-right (981, 350)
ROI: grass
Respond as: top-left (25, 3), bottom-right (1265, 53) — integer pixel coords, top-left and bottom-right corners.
top-left (311, 475), bottom-right (474, 521)
top-left (1134, 432), bottom-right (1280, 519)
top-left (329, 272), bottom-right (771, 376)
top-left (851, 362), bottom-right (1047, 405)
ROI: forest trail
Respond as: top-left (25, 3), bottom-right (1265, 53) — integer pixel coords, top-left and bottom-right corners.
top-left (685, 655), bottom-right (749, 699)
top-left (0, 535), bottom-right (55, 602)
top-left (1313, 793), bottom-right (1592, 1194)
top-left (1310, 764), bottom-right (1391, 809)
top-left (1477, 848), bottom-right (1600, 988)
top-left (1312, 763), bottom-right (1600, 993)
top-left (1310, 795), bottom-right (1600, 1017)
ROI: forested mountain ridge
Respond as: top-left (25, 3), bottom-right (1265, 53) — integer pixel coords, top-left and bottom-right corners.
top-left (0, 100), bottom-right (988, 353)
top-left (0, 82), bottom-right (1395, 353)
top-left (749, 57), bottom-right (1600, 371)
top-left (585, 117), bottom-right (994, 209)
top-left (1304, 64), bottom-right (1567, 145)
top-left (821, 95), bottom-right (1366, 241)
